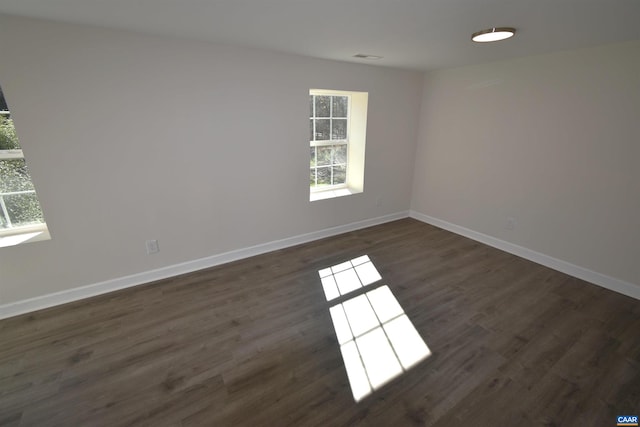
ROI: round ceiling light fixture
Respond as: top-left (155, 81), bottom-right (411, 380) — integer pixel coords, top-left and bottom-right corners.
top-left (471, 27), bottom-right (516, 43)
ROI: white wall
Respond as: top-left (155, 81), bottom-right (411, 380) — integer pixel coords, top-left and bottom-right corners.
top-left (412, 41), bottom-right (640, 288)
top-left (0, 15), bottom-right (423, 305)
top-left (3, 13), bottom-right (638, 311)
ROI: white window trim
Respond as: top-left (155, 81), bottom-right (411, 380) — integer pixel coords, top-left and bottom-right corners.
top-left (310, 91), bottom-right (351, 192)
top-left (309, 89), bottom-right (368, 202)
top-left (0, 224), bottom-right (50, 248)
top-left (0, 149), bottom-right (25, 160)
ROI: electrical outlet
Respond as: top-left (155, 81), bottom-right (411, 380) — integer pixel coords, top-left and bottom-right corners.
top-left (146, 239), bottom-right (160, 254)
top-left (506, 217), bottom-right (516, 231)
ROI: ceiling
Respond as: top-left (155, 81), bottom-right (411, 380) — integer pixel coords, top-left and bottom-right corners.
top-left (0, 0), bottom-right (639, 71)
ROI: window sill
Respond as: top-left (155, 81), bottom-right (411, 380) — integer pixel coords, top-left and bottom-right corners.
top-left (0, 224), bottom-right (51, 248)
top-left (310, 187), bottom-right (359, 202)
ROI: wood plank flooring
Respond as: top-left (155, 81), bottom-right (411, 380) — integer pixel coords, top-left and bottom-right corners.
top-left (1, 218), bottom-right (639, 426)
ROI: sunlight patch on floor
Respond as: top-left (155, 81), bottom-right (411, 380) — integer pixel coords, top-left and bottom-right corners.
top-left (319, 257), bottom-right (431, 402)
top-left (319, 255), bottom-right (382, 301)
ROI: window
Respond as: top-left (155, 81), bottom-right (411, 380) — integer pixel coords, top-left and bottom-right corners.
top-left (0, 86), bottom-right (49, 247)
top-left (309, 94), bottom-right (349, 188)
top-left (309, 89), bottom-right (368, 201)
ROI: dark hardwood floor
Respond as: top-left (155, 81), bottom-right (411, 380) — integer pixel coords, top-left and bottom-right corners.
top-left (1, 218), bottom-right (639, 426)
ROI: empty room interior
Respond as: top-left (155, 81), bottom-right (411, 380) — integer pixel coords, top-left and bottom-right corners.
top-left (0, 1), bottom-right (639, 425)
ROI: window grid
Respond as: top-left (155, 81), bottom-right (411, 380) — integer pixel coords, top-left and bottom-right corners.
top-left (310, 93), bottom-right (349, 189)
top-left (310, 144), bottom-right (347, 188)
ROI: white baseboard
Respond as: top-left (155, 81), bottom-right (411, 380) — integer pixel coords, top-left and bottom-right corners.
top-left (409, 210), bottom-right (640, 301)
top-left (5, 209), bottom-right (636, 319)
top-left (0, 211), bottom-right (409, 319)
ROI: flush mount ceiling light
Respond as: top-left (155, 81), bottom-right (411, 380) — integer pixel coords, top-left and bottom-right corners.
top-left (471, 27), bottom-right (516, 43)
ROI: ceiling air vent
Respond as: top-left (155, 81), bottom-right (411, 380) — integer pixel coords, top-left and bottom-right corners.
top-left (353, 54), bottom-right (383, 60)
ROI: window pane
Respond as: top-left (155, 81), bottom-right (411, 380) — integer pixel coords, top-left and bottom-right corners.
top-left (333, 165), bottom-right (346, 185)
top-left (314, 119), bottom-right (330, 140)
top-left (332, 119), bottom-right (347, 140)
top-left (0, 88), bottom-right (8, 111)
top-left (0, 205), bottom-right (7, 228)
top-left (317, 146), bottom-right (332, 166)
top-left (0, 85), bottom-right (48, 235)
top-left (317, 167), bottom-right (331, 185)
top-left (1, 193), bottom-right (44, 228)
top-left (310, 146), bottom-right (316, 167)
top-left (332, 96), bottom-right (348, 117)
top-left (310, 96), bottom-right (314, 117)
top-left (334, 144), bottom-right (347, 164)
top-left (0, 116), bottom-right (20, 150)
top-left (309, 119), bottom-right (314, 141)
top-left (310, 169), bottom-right (316, 187)
top-left (315, 96), bottom-right (330, 117)
top-left (0, 159), bottom-right (36, 193)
